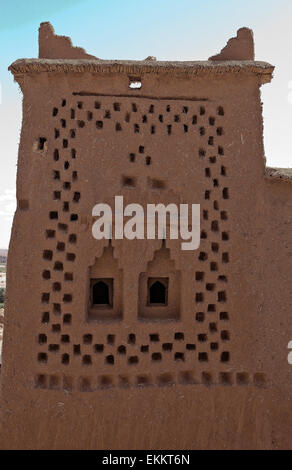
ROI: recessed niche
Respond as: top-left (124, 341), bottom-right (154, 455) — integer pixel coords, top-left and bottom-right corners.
top-left (148, 178), bottom-right (166, 190)
top-left (122, 175), bottom-right (136, 188)
top-left (87, 245), bottom-right (123, 322)
top-left (138, 242), bottom-right (180, 320)
top-left (33, 137), bottom-right (47, 153)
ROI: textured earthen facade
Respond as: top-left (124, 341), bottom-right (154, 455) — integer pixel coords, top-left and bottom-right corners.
top-left (1, 25), bottom-right (292, 449)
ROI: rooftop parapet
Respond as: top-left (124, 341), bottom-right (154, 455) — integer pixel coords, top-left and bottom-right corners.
top-left (9, 23), bottom-right (274, 85)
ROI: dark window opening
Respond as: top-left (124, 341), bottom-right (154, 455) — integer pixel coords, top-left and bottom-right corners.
top-left (148, 278), bottom-right (168, 306)
top-left (91, 278), bottom-right (113, 308)
top-left (93, 281), bottom-right (109, 304)
top-left (38, 137), bottom-right (47, 151)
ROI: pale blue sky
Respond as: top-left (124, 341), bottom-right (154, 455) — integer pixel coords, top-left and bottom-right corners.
top-left (0, 0), bottom-right (292, 247)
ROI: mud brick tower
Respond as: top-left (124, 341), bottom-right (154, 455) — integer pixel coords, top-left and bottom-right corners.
top-left (1, 24), bottom-right (292, 449)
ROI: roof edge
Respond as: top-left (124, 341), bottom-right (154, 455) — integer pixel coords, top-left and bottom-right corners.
top-left (265, 167), bottom-right (292, 182)
top-left (9, 59), bottom-right (274, 84)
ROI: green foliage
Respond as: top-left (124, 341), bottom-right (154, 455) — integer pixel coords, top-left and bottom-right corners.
top-left (0, 288), bottom-right (5, 304)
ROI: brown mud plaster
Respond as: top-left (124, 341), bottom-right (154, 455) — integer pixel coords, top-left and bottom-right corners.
top-left (39, 22), bottom-right (98, 60)
top-left (209, 27), bottom-right (255, 61)
top-left (1, 24), bottom-right (292, 450)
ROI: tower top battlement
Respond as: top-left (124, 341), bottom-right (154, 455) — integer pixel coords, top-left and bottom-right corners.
top-left (9, 22), bottom-right (274, 85)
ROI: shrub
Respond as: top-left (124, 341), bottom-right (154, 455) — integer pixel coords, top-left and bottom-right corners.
top-left (0, 288), bottom-right (5, 304)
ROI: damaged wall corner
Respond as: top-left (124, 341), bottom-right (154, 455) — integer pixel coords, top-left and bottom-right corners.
top-left (38, 22), bottom-right (98, 60)
top-left (209, 27), bottom-right (255, 61)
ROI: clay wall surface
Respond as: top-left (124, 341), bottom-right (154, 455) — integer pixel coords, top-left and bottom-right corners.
top-left (1, 27), bottom-right (292, 450)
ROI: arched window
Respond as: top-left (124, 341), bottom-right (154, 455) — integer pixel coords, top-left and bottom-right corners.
top-left (91, 279), bottom-right (113, 307)
top-left (148, 278), bottom-right (168, 305)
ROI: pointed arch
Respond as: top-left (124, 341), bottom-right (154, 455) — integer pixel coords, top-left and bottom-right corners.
top-left (87, 244), bottom-right (123, 321)
top-left (138, 242), bottom-right (180, 320)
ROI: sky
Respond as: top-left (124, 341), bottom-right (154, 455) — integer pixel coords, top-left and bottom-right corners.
top-left (0, 0), bottom-right (292, 248)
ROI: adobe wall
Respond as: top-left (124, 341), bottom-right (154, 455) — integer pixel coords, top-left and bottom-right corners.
top-left (1, 26), bottom-right (292, 449)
